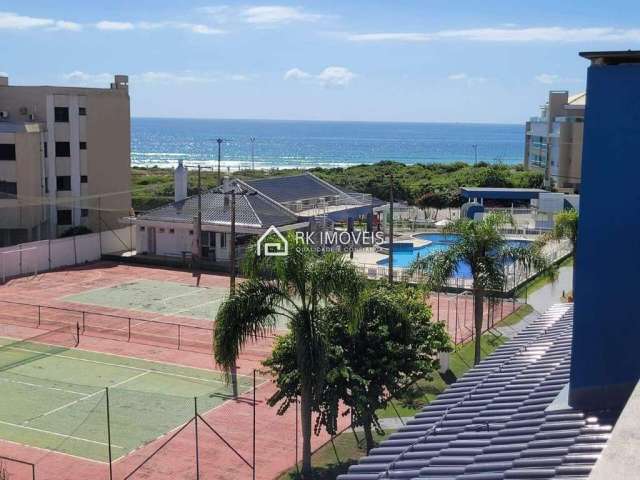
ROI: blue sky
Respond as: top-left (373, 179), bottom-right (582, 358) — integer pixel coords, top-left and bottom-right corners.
top-left (3, 1), bottom-right (640, 123)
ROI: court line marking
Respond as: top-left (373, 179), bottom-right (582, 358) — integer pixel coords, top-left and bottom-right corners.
top-left (0, 420), bottom-right (125, 449)
top-left (5, 344), bottom-right (249, 387)
top-left (0, 335), bottom-right (265, 383)
top-left (0, 435), bottom-right (111, 465)
top-left (0, 376), bottom-right (88, 396)
top-left (29, 371), bottom-right (149, 422)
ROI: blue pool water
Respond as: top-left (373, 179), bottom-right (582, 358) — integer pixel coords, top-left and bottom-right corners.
top-left (377, 233), bottom-right (531, 278)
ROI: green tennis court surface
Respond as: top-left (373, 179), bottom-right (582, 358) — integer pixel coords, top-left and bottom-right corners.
top-left (64, 279), bottom-right (229, 320)
top-left (0, 332), bottom-right (255, 462)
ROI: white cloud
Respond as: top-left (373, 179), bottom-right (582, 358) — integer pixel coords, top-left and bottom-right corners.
top-left (285, 66), bottom-right (356, 88)
top-left (96, 20), bottom-right (224, 34)
top-left (64, 70), bottom-right (251, 86)
top-left (0, 11), bottom-right (81, 31)
top-left (53, 20), bottom-right (82, 31)
top-left (317, 66), bottom-right (356, 88)
top-left (242, 6), bottom-right (323, 25)
top-left (284, 68), bottom-right (312, 80)
top-left (448, 73), bottom-right (487, 86)
top-left (535, 73), bottom-right (560, 84)
top-left (96, 20), bottom-right (135, 31)
top-left (347, 26), bottom-right (640, 43)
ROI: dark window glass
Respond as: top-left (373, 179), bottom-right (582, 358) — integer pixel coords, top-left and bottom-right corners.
top-left (55, 142), bottom-right (70, 157)
top-left (0, 181), bottom-right (17, 198)
top-left (0, 144), bottom-right (16, 161)
top-left (54, 107), bottom-right (69, 123)
top-left (81, 175), bottom-right (88, 183)
top-left (81, 208), bottom-right (89, 217)
top-left (57, 209), bottom-right (72, 225)
top-left (56, 176), bottom-right (71, 191)
top-left (43, 142), bottom-right (48, 158)
top-left (79, 107), bottom-right (87, 116)
top-left (79, 141), bottom-right (87, 150)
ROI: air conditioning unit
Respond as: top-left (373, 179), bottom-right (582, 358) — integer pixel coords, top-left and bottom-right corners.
top-left (0, 111), bottom-right (9, 119)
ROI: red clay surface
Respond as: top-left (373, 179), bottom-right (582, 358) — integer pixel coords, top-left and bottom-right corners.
top-left (0, 263), bottom-right (346, 480)
top-left (0, 262), bottom-right (522, 479)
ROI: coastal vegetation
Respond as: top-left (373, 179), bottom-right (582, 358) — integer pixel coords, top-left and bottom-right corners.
top-left (131, 162), bottom-right (544, 211)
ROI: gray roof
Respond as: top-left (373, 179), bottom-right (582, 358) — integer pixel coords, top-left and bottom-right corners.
top-left (244, 173), bottom-right (346, 203)
top-left (138, 184), bottom-right (298, 228)
top-left (460, 187), bottom-right (547, 193)
top-left (338, 304), bottom-right (615, 480)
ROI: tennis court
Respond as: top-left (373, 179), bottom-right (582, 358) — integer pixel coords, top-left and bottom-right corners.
top-left (0, 326), bottom-right (258, 463)
top-left (64, 279), bottom-right (229, 321)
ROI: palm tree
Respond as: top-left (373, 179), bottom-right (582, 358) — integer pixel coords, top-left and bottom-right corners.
top-left (543, 208), bottom-right (578, 261)
top-left (410, 212), bottom-right (550, 365)
top-left (213, 231), bottom-right (363, 479)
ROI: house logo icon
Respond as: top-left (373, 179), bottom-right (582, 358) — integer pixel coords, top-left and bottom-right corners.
top-left (257, 225), bottom-right (288, 257)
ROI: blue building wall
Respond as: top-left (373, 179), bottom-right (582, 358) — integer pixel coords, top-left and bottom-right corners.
top-left (570, 60), bottom-right (640, 409)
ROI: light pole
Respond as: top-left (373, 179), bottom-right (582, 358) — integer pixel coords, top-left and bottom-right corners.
top-left (216, 138), bottom-right (223, 185)
top-left (250, 137), bottom-right (256, 171)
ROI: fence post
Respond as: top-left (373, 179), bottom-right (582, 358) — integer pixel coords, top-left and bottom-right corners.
top-left (128, 318), bottom-right (131, 342)
top-left (106, 387), bottom-right (113, 480)
top-left (253, 369), bottom-right (256, 480)
top-left (37, 305), bottom-right (41, 327)
top-left (82, 311), bottom-right (85, 333)
top-left (194, 397), bottom-right (200, 480)
top-left (178, 324), bottom-right (181, 350)
top-left (73, 235), bottom-right (78, 265)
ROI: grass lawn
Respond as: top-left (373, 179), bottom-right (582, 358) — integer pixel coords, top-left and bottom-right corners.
top-left (495, 303), bottom-right (534, 327)
top-left (515, 254), bottom-right (573, 298)
top-left (277, 430), bottom-right (393, 480)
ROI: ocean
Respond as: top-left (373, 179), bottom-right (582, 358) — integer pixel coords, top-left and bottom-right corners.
top-left (131, 118), bottom-right (524, 170)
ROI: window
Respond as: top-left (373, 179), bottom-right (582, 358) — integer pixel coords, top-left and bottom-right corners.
top-left (79, 107), bottom-right (86, 116)
top-left (0, 181), bottom-right (17, 198)
top-left (79, 142), bottom-right (87, 150)
top-left (219, 233), bottom-right (226, 248)
top-left (169, 228), bottom-right (175, 234)
top-left (189, 230), bottom-right (194, 235)
top-left (139, 226), bottom-right (146, 232)
top-left (56, 176), bottom-right (71, 191)
top-left (54, 107), bottom-right (69, 123)
top-left (44, 178), bottom-right (48, 193)
top-left (43, 142), bottom-right (48, 158)
top-left (159, 228), bottom-right (165, 233)
top-left (81, 175), bottom-right (88, 184)
top-left (0, 144), bottom-right (16, 161)
top-left (81, 208), bottom-right (89, 218)
top-left (57, 209), bottom-right (72, 225)
top-left (55, 142), bottom-right (70, 157)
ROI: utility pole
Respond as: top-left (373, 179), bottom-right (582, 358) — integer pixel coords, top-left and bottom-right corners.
top-left (216, 138), bottom-right (223, 186)
top-left (472, 144), bottom-right (478, 165)
top-left (388, 173), bottom-right (394, 284)
top-left (250, 137), bottom-right (256, 171)
top-left (229, 188), bottom-right (236, 295)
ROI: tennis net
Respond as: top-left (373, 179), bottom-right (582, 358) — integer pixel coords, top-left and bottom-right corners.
top-left (0, 324), bottom-right (79, 372)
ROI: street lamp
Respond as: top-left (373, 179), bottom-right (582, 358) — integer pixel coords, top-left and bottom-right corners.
top-left (216, 138), bottom-right (223, 185)
top-left (250, 137), bottom-right (256, 171)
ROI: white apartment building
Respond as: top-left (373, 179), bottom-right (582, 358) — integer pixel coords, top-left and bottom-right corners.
top-left (0, 75), bottom-right (131, 246)
top-left (524, 90), bottom-right (585, 193)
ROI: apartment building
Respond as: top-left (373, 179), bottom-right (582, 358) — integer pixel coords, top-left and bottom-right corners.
top-left (0, 74), bottom-right (131, 246)
top-left (524, 90), bottom-right (585, 192)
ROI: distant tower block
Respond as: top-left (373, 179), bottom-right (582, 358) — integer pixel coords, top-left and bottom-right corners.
top-left (174, 160), bottom-right (188, 202)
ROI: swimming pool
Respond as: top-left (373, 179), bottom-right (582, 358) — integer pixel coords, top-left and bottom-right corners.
top-left (377, 233), bottom-right (531, 278)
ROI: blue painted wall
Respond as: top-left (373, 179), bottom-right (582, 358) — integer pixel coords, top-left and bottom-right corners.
top-left (571, 60), bottom-right (640, 409)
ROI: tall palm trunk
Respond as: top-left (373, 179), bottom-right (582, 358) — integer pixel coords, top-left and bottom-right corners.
top-left (473, 290), bottom-right (484, 365)
top-left (299, 380), bottom-right (313, 478)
